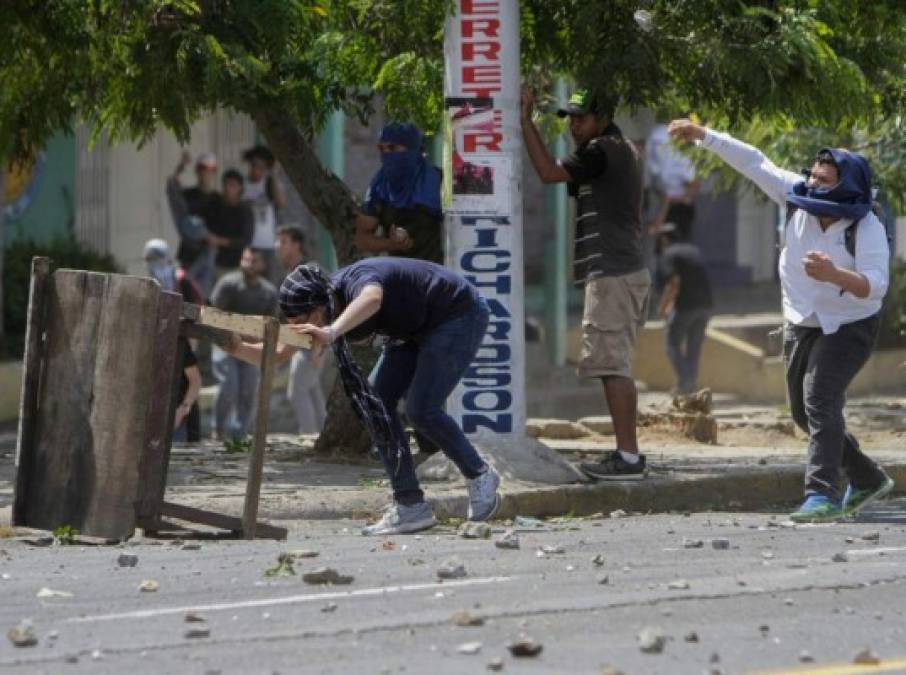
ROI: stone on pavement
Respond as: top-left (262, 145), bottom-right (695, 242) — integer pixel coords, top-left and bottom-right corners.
top-left (7, 621), bottom-right (37, 647)
top-left (437, 558), bottom-right (467, 580)
top-left (507, 638), bottom-right (543, 657)
top-left (853, 648), bottom-right (881, 665)
top-left (117, 553), bottom-right (139, 568)
top-left (459, 522), bottom-right (491, 539)
top-left (138, 579), bottom-right (159, 592)
top-left (495, 530), bottom-right (520, 549)
top-left (638, 626), bottom-right (667, 653)
top-left (302, 568), bottom-right (354, 585)
top-left (525, 418), bottom-right (591, 440)
top-left (712, 538), bottom-right (731, 550)
top-left (456, 641), bottom-right (483, 655)
top-left (451, 610), bottom-right (484, 627)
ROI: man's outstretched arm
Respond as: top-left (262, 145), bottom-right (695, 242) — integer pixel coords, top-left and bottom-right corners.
top-left (521, 87), bottom-right (572, 184)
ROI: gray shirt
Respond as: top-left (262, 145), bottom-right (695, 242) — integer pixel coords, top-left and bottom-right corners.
top-left (211, 270), bottom-right (278, 317)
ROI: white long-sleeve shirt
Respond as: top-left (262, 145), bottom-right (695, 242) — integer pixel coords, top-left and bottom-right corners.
top-left (699, 129), bottom-right (889, 334)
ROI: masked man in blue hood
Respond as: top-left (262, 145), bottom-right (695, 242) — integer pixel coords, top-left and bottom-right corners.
top-left (669, 119), bottom-right (892, 523)
top-left (355, 122), bottom-right (443, 264)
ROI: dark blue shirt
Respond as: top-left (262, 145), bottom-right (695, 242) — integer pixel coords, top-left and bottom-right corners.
top-left (332, 258), bottom-right (477, 341)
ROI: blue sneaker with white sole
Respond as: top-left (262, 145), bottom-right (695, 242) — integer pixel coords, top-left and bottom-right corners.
top-left (789, 495), bottom-right (843, 523)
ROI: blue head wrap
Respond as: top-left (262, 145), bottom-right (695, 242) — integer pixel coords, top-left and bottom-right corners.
top-left (786, 148), bottom-right (873, 221)
top-left (364, 122), bottom-right (441, 214)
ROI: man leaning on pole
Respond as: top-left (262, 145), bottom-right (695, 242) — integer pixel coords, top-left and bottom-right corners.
top-left (522, 86), bottom-right (650, 481)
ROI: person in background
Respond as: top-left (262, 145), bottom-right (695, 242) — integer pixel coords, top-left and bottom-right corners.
top-left (275, 225), bottom-right (327, 434)
top-left (655, 224), bottom-right (713, 394)
top-left (211, 247), bottom-right (279, 440)
top-left (205, 169), bottom-right (255, 276)
top-left (143, 238), bottom-right (205, 441)
top-left (355, 122), bottom-right (443, 264)
top-left (243, 145), bottom-right (287, 284)
top-left (646, 122), bottom-right (700, 241)
top-left (166, 151), bottom-right (220, 296)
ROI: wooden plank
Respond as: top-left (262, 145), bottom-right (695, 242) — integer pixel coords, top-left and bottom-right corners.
top-left (13, 257), bottom-right (52, 525)
top-left (242, 316), bottom-right (279, 539)
top-left (185, 303), bottom-right (312, 350)
top-left (158, 502), bottom-right (287, 540)
top-left (136, 291), bottom-right (183, 528)
top-left (22, 270), bottom-right (161, 539)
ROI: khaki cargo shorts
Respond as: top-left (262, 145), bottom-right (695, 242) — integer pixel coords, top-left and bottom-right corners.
top-left (578, 268), bottom-right (651, 379)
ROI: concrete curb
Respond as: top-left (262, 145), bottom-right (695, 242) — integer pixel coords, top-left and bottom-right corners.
top-left (248, 462), bottom-right (906, 522)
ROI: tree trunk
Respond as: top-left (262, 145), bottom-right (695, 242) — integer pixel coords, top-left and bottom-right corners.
top-left (253, 107), bottom-right (374, 460)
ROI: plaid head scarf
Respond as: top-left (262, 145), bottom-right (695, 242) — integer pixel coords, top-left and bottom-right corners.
top-left (279, 265), bottom-right (406, 469)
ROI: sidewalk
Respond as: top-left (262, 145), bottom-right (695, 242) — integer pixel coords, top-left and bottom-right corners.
top-left (2, 400), bottom-right (904, 527)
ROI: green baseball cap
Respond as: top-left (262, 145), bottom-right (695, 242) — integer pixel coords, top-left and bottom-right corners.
top-left (557, 89), bottom-right (597, 117)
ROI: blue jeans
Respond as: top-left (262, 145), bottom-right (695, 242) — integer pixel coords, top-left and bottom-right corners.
top-left (665, 307), bottom-right (710, 394)
top-left (212, 347), bottom-right (259, 440)
top-left (371, 296), bottom-right (490, 505)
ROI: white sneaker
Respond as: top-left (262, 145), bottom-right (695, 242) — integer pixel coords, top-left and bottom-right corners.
top-left (467, 467), bottom-right (500, 521)
top-left (361, 502), bottom-right (436, 536)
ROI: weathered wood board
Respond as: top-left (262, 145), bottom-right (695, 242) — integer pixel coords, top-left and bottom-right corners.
top-left (17, 269), bottom-right (161, 539)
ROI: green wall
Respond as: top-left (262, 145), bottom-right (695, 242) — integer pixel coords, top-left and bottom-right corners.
top-left (4, 132), bottom-right (76, 245)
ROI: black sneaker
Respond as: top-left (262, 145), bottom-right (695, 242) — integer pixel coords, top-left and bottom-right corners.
top-left (580, 451), bottom-right (647, 481)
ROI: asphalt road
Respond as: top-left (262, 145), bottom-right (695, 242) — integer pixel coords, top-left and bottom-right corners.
top-left (2, 501), bottom-right (906, 675)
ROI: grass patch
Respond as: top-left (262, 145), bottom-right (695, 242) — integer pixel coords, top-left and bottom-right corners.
top-left (52, 525), bottom-right (79, 545)
top-left (358, 477), bottom-right (386, 489)
top-left (223, 438), bottom-right (252, 454)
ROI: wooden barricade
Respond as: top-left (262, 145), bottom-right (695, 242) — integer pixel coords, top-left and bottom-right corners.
top-left (13, 257), bottom-right (309, 541)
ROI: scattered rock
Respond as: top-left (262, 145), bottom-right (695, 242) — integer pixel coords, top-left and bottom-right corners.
top-left (539, 544), bottom-right (565, 555)
top-left (710, 652), bottom-right (721, 663)
top-left (711, 538), bottom-right (730, 550)
top-left (684, 631), bottom-right (699, 643)
top-left (526, 418), bottom-right (591, 439)
top-left (783, 598), bottom-right (795, 606)
top-left (759, 624), bottom-right (770, 636)
top-left (508, 639), bottom-right (543, 657)
top-left (494, 530), bottom-right (520, 550)
top-left (861, 531), bottom-right (881, 542)
top-left (832, 552), bottom-right (849, 563)
top-left (321, 602), bottom-right (338, 613)
top-left (682, 538), bottom-right (704, 549)
top-left (184, 627), bottom-right (210, 639)
top-left (36, 587), bottom-right (73, 599)
top-left (599, 667), bottom-right (625, 675)
top-left (487, 657), bottom-right (505, 671)
top-left (513, 516), bottom-right (545, 529)
top-left (437, 558), bottom-right (467, 580)
top-left (184, 612), bottom-right (206, 623)
top-left (853, 648), bottom-right (880, 665)
top-left (667, 579), bottom-right (690, 590)
top-left (139, 579), bottom-right (159, 592)
top-left (597, 575), bottom-right (610, 585)
top-left (672, 388), bottom-right (712, 414)
top-left (457, 641), bottom-right (483, 655)
top-left (638, 626), bottom-right (667, 654)
top-left (459, 522), bottom-right (491, 539)
top-left (609, 509), bottom-right (627, 519)
top-left (7, 621), bottom-right (37, 647)
top-left (591, 554), bottom-right (606, 567)
top-left (180, 543), bottom-right (201, 551)
top-left (117, 553), bottom-right (139, 568)
top-left (680, 413), bottom-right (719, 444)
top-left (845, 536), bottom-right (855, 544)
top-left (451, 611), bottom-right (484, 627)
top-left (578, 415), bottom-right (615, 435)
top-left (799, 650), bottom-right (814, 663)
top-left (288, 549), bottom-right (320, 559)
top-left (302, 568), bottom-right (354, 585)
top-left (762, 551), bottom-right (775, 560)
